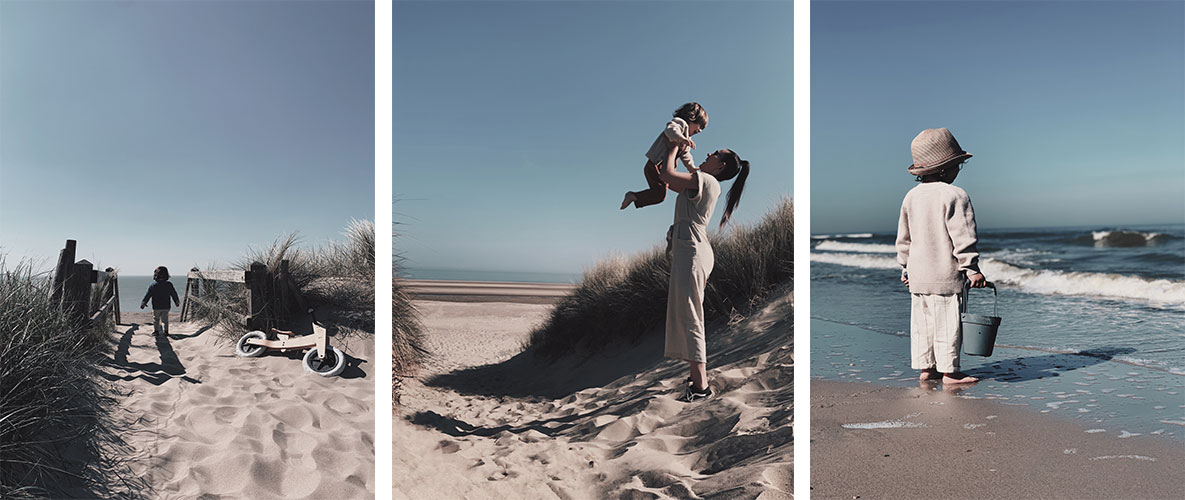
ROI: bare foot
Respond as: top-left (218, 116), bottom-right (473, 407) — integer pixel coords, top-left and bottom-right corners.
top-left (620, 192), bottom-right (636, 210)
top-left (918, 368), bottom-right (941, 381)
top-left (943, 372), bottom-right (979, 384)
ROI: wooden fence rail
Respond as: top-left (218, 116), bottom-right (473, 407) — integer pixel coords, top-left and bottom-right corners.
top-left (180, 260), bottom-right (307, 330)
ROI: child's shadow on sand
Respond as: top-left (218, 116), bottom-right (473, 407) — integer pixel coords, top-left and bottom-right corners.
top-left (100, 324), bottom-right (201, 385)
top-left (965, 346), bottom-right (1137, 384)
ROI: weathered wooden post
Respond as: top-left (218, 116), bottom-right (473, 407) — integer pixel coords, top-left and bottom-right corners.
top-left (50, 239), bottom-right (77, 303)
top-left (103, 268), bottom-right (120, 325)
top-left (245, 262), bottom-right (268, 330)
top-left (278, 260), bottom-right (291, 327)
top-left (64, 259), bottom-right (95, 325)
top-left (180, 267), bottom-right (195, 321)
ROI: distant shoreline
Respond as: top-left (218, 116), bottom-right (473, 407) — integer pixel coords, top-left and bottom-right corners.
top-left (402, 279), bottom-right (576, 304)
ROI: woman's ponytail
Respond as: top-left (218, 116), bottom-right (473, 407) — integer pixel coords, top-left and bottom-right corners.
top-left (719, 159), bottom-right (749, 228)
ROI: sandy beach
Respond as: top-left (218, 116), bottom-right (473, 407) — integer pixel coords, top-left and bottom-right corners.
top-left (394, 280), bottom-right (793, 499)
top-left (101, 315), bottom-right (375, 499)
top-left (811, 379), bottom-right (1185, 499)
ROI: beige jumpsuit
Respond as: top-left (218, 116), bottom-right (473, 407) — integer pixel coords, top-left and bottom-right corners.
top-left (664, 172), bottom-right (721, 363)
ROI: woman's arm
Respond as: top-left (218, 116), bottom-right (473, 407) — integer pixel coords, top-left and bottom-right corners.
top-left (658, 146), bottom-right (699, 195)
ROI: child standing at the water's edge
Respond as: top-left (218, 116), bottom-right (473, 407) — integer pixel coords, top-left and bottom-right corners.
top-left (141, 266), bottom-right (180, 335)
top-left (620, 102), bottom-right (708, 210)
top-left (895, 128), bottom-right (989, 384)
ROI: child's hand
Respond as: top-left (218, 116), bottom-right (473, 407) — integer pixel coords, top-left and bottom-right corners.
top-left (140, 303), bottom-right (146, 309)
top-left (681, 137), bottom-right (696, 150)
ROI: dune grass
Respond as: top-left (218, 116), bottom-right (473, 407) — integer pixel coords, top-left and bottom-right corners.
top-left (393, 226), bottom-right (427, 404)
top-left (0, 260), bottom-right (137, 499)
top-left (527, 198), bottom-right (793, 359)
top-left (187, 219), bottom-right (376, 338)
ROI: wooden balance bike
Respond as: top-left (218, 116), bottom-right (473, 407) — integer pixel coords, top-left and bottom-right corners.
top-left (234, 308), bottom-right (347, 377)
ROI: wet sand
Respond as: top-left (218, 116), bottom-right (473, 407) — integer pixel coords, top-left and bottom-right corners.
top-left (811, 380), bottom-right (1185, 499)
top-left (403, 279), bottom-right (576, 304)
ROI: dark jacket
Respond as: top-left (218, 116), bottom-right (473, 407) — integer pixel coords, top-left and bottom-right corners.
top-left (142, 280), bottom-right (180, 310)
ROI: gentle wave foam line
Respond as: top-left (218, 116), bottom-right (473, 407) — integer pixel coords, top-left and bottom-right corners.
top-left (811, 233), bottom-right (874, 240)
top-left (810, 252), bottom-right (899, 269)
top-left (810, 252), bottom-right (1185, 307)
top-left (814, 241), bottom-right (897, 253)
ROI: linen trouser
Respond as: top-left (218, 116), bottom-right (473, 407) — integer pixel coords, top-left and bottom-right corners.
top-left (153, 309), bottom-right (170, 334)
top-left (910, 291), bottom-right (966, 372)
top-left (632, 160), bottom-right (667, 208)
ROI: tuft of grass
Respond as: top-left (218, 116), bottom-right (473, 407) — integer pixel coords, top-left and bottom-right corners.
top-left (186, 220), bottom-right (376, 338)
top-left (527, 198), bottom-right (793, 359)
top-left (0, 259), bottom-right (139, 499)
top-left (392, 226), bottom-right (427, 405)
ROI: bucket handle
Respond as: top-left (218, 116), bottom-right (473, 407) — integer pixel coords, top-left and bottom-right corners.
top-left (964, 280), bottom-right (998, 316)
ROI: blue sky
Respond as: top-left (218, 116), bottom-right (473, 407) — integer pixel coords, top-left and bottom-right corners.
top-left (393, 0), bottom-right (793, 275)
top-left (0, 1), bottom-right (374, 276)
top-left (812, 0), bottom-right (1185, 234)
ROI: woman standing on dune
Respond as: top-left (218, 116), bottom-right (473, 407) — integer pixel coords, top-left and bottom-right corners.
top-left (658, 144), bottom-right (750, 402)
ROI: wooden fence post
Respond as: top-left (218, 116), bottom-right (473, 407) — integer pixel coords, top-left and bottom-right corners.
top-left (278, 260), bottom-right (291, 328)
top-left (50, 239), bottom-right (76, 303)
top-left (106, 268), bottom-right (121, 325)
top-left (246, 262), bottom-right (268, 330)
top-left (65, 259), bottom-right (94, 325)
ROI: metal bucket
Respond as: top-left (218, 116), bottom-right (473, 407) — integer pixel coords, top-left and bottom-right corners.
top-left (962, 282), bottom-right (1001, 357)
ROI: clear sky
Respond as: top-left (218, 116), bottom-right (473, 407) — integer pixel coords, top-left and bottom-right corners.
top-left (0, 0), bottom-right (374, 276)
top-left (394, 0), bottom-right (793, 275)
top-left (812, 0), bottom-right (1185, 234)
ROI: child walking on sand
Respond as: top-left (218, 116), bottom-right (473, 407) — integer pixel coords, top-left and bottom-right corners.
top-left (895, 128), bottom-right (989, 385)
top-left (620, 102), bottom-right (709, 210)
top-left (141, 266), bottom-right (180, 335)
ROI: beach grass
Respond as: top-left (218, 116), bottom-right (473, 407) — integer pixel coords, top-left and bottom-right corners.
top-left (527, 198), bottom-right (793, 358)
top-left (393, 226), bottom-right (427, 404)
top-left (187, 219), bottom-right (376, 338)
top-left (0, 260), bottom-right (138, 499)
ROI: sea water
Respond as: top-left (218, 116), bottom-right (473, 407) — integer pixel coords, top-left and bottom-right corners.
top-left (116, 276), bottom-right (188, 313)
top-left (811, 224), bottom-right (1185, 440)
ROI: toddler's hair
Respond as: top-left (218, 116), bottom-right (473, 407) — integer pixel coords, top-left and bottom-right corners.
top-left (674, 102), bottom-right (708, 129)
top-left (153, 266), bottom-right (170, 281)
top-left (915, 159), bottom-right (968, 183)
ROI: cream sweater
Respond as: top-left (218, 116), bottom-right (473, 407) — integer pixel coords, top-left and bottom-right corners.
top-left (895, 182), bottom-right (982, 295)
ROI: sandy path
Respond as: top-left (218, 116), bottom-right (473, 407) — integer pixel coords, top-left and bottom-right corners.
top-left (394, 291), bottom-right (793, 499)
top-left (102, 316), bottom-right (374, 499)
top-left (811, 380), bottom-right (1185, 499)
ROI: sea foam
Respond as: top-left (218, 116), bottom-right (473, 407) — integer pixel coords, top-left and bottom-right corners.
top-left (813, 241), bottom-right (897, 253)
top-left (811, 251), bottom-right (1185, 308)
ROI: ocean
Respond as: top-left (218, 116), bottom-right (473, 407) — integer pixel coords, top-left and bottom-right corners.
top-left (811, 224), bottom-right (1185, 440)
top-left (115, 276), bottom-right (189, 313)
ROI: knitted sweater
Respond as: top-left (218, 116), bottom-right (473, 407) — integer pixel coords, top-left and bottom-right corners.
top-left (895, 182), bottom-right (982, 295)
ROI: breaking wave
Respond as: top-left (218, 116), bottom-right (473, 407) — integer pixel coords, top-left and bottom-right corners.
top-left (810, 252), bottom-right (1185, 308)
top-left (1089, 230), bottom-right (1174, 247)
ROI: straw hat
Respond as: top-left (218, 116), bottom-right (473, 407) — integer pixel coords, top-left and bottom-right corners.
top-left (907, 128), bottom-right (972, 176)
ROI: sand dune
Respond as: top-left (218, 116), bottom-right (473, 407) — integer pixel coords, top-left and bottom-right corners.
top-left (394, 290), bottom-right (793, 499)
top-left (102, 316), bottom-right (374, 499)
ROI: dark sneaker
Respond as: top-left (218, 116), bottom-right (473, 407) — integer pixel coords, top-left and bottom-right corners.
top-left (679, 385), bottom-right (713, 403)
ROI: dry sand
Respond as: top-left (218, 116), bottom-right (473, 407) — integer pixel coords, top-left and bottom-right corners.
top-left (394, 281), bottom-right (793, 499)
top-left (811, 380), bottom-right (1185, 499)
top-left (101, 313), bottom-right (375, 499)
